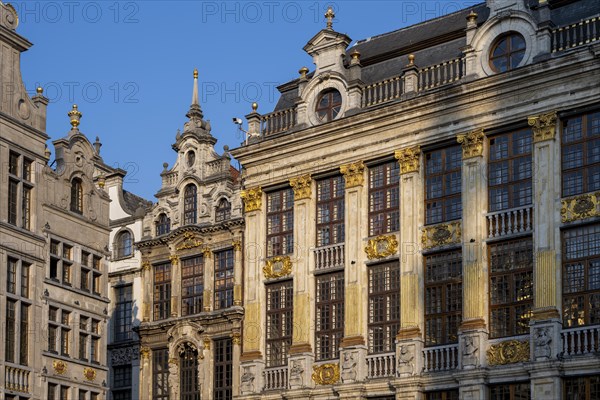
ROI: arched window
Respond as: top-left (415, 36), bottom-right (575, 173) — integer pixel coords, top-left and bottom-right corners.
top-left (115, 231), bottom-right (132, 258)
top-left (156, 213), bottom-right (171, 236)
top-left (315, 89), bottom-right (342, 122)
top-left (70, 178), bottom-right (83, 214)
top-left (215, 198), bottom-right (231, 222)
top-left (489, 32), bottom-right (526, 73)
top-left (179, 344), bottom-right (200, 400)
top-left (183, 184), bottom-right (197, 225)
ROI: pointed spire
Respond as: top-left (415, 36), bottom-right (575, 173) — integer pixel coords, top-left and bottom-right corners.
top-left (187, 68), bottom-right (203, 120)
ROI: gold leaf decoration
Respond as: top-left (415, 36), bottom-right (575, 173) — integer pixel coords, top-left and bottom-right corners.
top-left (395, 145), bottom-right (421, 174)
top-left (340, 161), bottom-right (365, 188)
top-left (263, 256), bottom-right (293, 279)
top-left (457, 128), bottom-right (484, 159)
top-left (53, 360), bottom-right (67, 375)
top-left (312, 363), bottom-right (340, 385)
top-left (289, 174), bottom-right (312, 200)
top-left (528, 111), bottom-right (557, 143)
top-left (421, 221), bottom-right (461, 250)
top-left (241, 187), bottom-right (263, 212)
top-left (175, 232), bottom-right (203, 251)
top-left (487, 340), bottom-right (530, 365)
top-left (561, 192), bottom-right (600, 223)
top-left (83, 367), bottom-right (96, 381)
top-left (365, 235), bottom-right (399, 259)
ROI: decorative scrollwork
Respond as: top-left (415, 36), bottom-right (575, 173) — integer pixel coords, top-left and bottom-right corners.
top-left (487, 340), bottom-right (530, 365)
top-left (395, 145), bottom-right (421, 174)
top-left (365, 235), bottom-right (399, 259)
top-left (340, 161), bottom-right (365, 188)
top-left (289, 174), bottom-right (312, 200)
top-left (561, 192), bottom-right (600, 223)
top-left (457, 128), bottom-right (484, 159)
top-left (263, 256), bottom-right (293, 279)
top-left (241, 187), bottom-right (263, 212)
top-left (528, 111), bottom-right (557, 143)
top-left (175, 232), bottom-right (203, 251)
top-left (421, 221), bottom-right (461, 250)
top-left (312, 363), bottom-right (340, 385)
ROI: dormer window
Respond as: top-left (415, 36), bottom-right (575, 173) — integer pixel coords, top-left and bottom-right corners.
top-left (70, 178), bottom-right (83, 214)
top-left (215, 199), bottom-right (231, 222)
top-left (115, 231), bottom-right (133, 258)
top-left (489, 32), bottom-right (526, 73)
top-left (316, 89), bottom-right (342, 122)
top-left (184, 184), bottom-right (198, 225)
top-left (156, 213), bottom-right (171, 236)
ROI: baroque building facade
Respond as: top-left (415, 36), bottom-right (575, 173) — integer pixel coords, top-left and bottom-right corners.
top-left (231, 0), bottom-right (600, 399)
top-left (1, 2), bottom-right (114, 399)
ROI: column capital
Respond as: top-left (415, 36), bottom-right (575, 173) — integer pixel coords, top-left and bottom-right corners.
top-left (289, 174), bottom-right (312, 200)
top-left (241, 186), bottom-right (263, 212)
top-left (457, 128), bottom-right (485, 159)
top-left (395, 145), bottom-right (421, 174)
top-left (169, 254), bottom-right (178, 266)
top-left (232, 240), bottom-right (242, 251)
top-left (140, 346), bottom-right (151, 360)
top-left (528, 111), bottom-right (557, 143)
top-left (141, 260), bottom-right (151, 271)
top-left (340, 160), bottom-right (365, 188)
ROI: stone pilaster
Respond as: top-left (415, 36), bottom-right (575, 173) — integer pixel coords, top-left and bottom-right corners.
top-left (201, 337), bottom-right (212, 399)
top-left (288, 174), bottom-right (315, 388)
top-left (141, 260), bottom-right (152, 322)
top-left (139, 347), bottom-right (151, 400)
top-left (169, 254), bottom-right (180, 317)
top-left (232, 239), bottom-right (243, 306)
top-left (203, 249), bottom-right (214, 312)
top-left (232, 331), bottom-right (241, 396)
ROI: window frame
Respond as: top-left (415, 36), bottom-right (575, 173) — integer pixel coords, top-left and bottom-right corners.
top-left (265, 280), bottom-right (293, 367)
top-left (181, 256), bottom-right (204, 316)
top-left (153, 263), bottom-right (172, 321)
top-left (368, 160), bottom-right (400, 237)
top-left (316, 175), bottom-right (345, 247)
top-left (315, 271), bottom-right (345, 361)
top-left (315, 89), bottom-right (342, 122)
top-left (183, 184), bottom-right (198, 225)
top-left (368, 262), bottom-right (400, 354)
top-left (214, 338), bottom-right (233, 400)
top-left (114, 285), bottom-right (133, 342)
top-left (489, 32), bottom-right (526, 73)
top-left (266, 188), bottom-right (294, 257)
top-left (70, 177), bottom-right (84, 214)
top-left (214, 249), bottom-right (234, 310)
top-left (424, 145), bottom-right (462, 225)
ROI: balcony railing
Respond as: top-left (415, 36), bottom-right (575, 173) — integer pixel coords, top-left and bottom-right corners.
top-left (263, 366), bottom-right (288, 391)
top-left (562, 325), bottom-right (600, 357)
top-left (486, 205), bottom-right (533, 239)
top-left (261, 108), bottom-right (297, 136)
top-left (362, 76), bottom-right (403, 107)
top-left (418, 57), bottom-right (465, 91)
top-left (423, 344), bottom-right (459, 373)
top-left (551, 15), bottom-right (599, 53)
top-left (5, 366), bottom-right (30, 393)
top-left (314, 243), bottom-right (345, 271)
top-left (366, 352), bottom-right (396, 378)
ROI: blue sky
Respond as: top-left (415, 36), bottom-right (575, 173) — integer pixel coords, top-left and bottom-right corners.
top-left (15, 0), bottom-right (479, 200)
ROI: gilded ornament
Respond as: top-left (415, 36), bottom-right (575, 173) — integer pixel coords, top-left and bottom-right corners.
top-left (169, 254), bottom-right (179, 266)
top-left (487, 340), bottom-right (530, 365)
top-left (68, 104), bottom-right (82, 129)
top-left (53, 360), bottom-right (67, 375)
top-left (395, 145), bottom-right (421, 174)
top-left (421, 221), bottom-right (461, 250)
top-left (561, 192), bottom-right (600, 222)
top-left (175, 232), bottom-right (203, 251)
top-left (202, 247), bottom-right (212, 258)
top-left (312, 363), bottom-right (340, 385)
top-left (289, 174), bottom-right (312, 200)
top-left (457, 128), bottom-right (484, 159)
top-left (141, 261), bottom-right (151, 271)
top-left (365, 235), bottom-right (399, 259)
top-left (232, 240), bottom-right (242, 251)
top-left (168, 357), bottom-right (179, 366)
top-left (528, 111), bottom-right (557, 143)
top-left (140, 346), bottom-right (151, 360)
top-left (241, 187), bottom-right (263, 212)
top-left (232, 331), bottom-right (242, 345)
top-left (83, 367), bottom-right (96, 381)
top-left (204, 337), bottom-right (211, 350)
top-left (340, 161), bottom-right (365, 188)
top-left (263, 256), bottom-right (293, 279)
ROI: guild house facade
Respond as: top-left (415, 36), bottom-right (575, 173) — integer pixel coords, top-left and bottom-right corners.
top-left (231, 0), bottom-right (600, 399)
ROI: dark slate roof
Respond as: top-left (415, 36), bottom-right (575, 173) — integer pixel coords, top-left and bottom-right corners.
top-left (123, 190), bottom-right (152, 214)
top-left (549, 0), bottom-right (600, 26)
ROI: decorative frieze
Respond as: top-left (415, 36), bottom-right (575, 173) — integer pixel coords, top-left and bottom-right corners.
top-left (395, 145), bottom-right (421, 174)
top-left (111, 346), bottom-right (139, 366)
top-left (340, 161), bottom-right (365, 188)
top-left (487, 340), bottom-right (529, 365)
top-left (421, 221), bottom-right (461, 250)
top-left (263, 255), bottom-right (293, 279)
top-left (528, 111), bottom-right (557, 143)
top-left (457, 128), bottom-right (484, 159)
top-left (175, 231), bottom-right (203, 251)
top-left (364, 234), bottom-right (398, 259)
top-left (241, 187), bottom-right (263, 212)
top-left (561, 191), bottom-right (600, 222)
top-left (312, 363), bottom-right (340, 385)
top-left (289, 174), bottom-right (312, 200)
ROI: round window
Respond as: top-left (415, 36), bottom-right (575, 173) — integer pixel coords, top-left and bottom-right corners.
top-left (315, 89), bottom-right (342, 122)
top-left (489, 32), bottom-right (526, 73)
top-left (186, 151), bottom-right (195, 167)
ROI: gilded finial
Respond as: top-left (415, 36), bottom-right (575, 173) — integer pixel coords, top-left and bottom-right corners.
top-left (467, 10), bottom-right (478, 23)
top-left (98, 174), bottom-right (106, 189)
top-left (193, 68), bottom-right (198, 79)
top-left (251, 102), bottom-right (258, 112)
top-left (351, 49), bottom-right (361, 60)
top-left (325, 6), bottom-right (335, 29)
top-left (408, 54), bottom-right (415, 66)
top-left (44, 144), bottom-right (51, 159)
top-left (299, 67), bottom-right (309, 79)
top-left (68, 104), bottom-right (82, 129)
top-left (36, 87), bottom-right (43, 94)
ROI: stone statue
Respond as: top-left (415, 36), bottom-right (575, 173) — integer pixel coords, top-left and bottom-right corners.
top-left (534, 327), bottom-right (552, 360)
top-left (341, 352), bottom-right (357, 382)
top-left (240, 366), bottom-right (255, 393)
top-left (289, 360), bottom-right (304, 388)
top-left (463, 335), bottom-right (479, 369)
top-left (397, 345), bottom-right (414, 376)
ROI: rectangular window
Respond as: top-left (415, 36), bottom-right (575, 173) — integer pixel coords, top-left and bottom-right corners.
top-left (60, 386), bottom-right (70, 400)
top-left (115, 285), bottom-right (133, 341)
top-left (425, 146), bottom-right (462, 225)
top-left (214, 338), bottom-right (233, 400)
top-left (6, 300), bottom-right (16, 363)
top-left (152, 349), bottom-right (170, 400)
top-left (562, 111), bottom-right (600, 196)
top-left (266, 280), bottom-right (293, 367)
top-left (48, 383), bottom-right (58, 400)
top-left (182, 256), bottom-right (204, 316)
top-left (266, 188), bottom-right (294, 257)
top-left (21, 263), bottom-right (30, 298)
top-left (81, 268), bottom-right (90, 291)
top-left (488, 129), bottom-right (532, 211)
top-left (425, 390), bottom-right (460, 400)
top-left (91, 337), bottom-right (100, 363)
top-left (8, 257), bottom-right (17, 294)
top-left (368, 262), bottom-right (400, 353)
top-left (113, 365), bottom-right (132, 400)
top-left (214, 249), bottom-right (234, 310)
top-left (316, 176), bottom-right (345, 246)
top-left (490, 382), bottom-right (531, 400)
top-left (562, 224), bottom-right (600, 327)
top-left (78, 390), bottom-right (87, 400)
top-left (564, 375), bottom-right (600, 400)
top-left (8, 178), bottom-right (18, 225)
top-left (154, 263), bottom-right (172, 321)
top-left (63, 263), bottom-right (72, 285)
top-left (9, 151), bottom-right (19, 175)
top-left (369, 161), bottom-right (400, 236)
top-left (20, 304), bottom-right (28, 365)
top-left (424, 250), bottom-right (462, 346)
top-left (79, 333), bottom-right (88, 360)
top-left (316, 272), bottom-right (344, 361)
top-left (489, 238), bottom-right (533, 338)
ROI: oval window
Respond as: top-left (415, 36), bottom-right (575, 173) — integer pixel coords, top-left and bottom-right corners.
top-left (315, 89), bottom-right (342, 122)
top-left (489, 33), bottom-right (526, 73)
